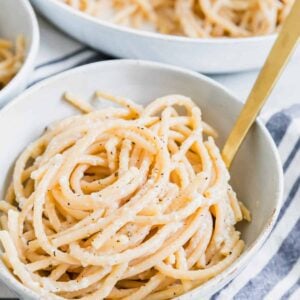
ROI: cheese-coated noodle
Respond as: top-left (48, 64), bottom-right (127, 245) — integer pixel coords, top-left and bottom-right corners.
top-left (59, 0), bottom-right (294, 37)
top-left (0, 36), bottom-right (25, 89)
top-left (0, 92), bottom-right (250, 299)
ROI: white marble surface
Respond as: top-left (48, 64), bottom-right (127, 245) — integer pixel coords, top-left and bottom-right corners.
top-left (213, 49), bottom-right (300, 113)
top-left (0, 16), bottom-right (299, 299)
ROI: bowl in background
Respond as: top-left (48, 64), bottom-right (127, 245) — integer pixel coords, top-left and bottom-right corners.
top-left (31, 0), bottom-right (277, 74)
top-left (0, 0), bottom-right (39, 107)
top-left (0, 60), bottom-right (283, 299)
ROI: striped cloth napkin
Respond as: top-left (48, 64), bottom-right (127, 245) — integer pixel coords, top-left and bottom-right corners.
top-left (212, 107), bottom-right (300, 300)
top-left (0, 16), bottom-right (299, 300)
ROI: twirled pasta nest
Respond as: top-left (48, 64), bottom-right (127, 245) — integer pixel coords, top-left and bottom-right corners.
top-left (0, 92), bottom-right (250, 299)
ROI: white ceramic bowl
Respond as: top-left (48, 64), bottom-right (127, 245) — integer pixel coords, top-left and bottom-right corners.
top-left (31, 0), bottom-right (276, 74)
top-left (0, 60), bottom-right (283, 299)
top-left (0, 0), bottom-right (39, 107)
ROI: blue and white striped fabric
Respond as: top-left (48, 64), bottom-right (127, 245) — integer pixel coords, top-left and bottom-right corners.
top-left (212, 106), bottom-right (300, 300)
top-left (0, 15), bottom-right (299, 300)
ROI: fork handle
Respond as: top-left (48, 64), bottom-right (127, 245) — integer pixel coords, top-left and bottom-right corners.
top-left (222, 0), bottom-right (300, 168)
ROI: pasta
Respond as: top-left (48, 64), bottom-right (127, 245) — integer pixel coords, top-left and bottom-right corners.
top-left (0, 36), bottom-right (25, 89)
top-left (59, 0), bottom-right (294, 38)
top-left (0, 91), bottom-right (250, 299)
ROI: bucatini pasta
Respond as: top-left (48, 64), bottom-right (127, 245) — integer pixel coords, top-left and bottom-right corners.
top-left (59, 0), bottom-right (294, 37)
top-left (0, 91), bottom-right (250, 299)
top-left (0, 36), bottom-right (25, 89)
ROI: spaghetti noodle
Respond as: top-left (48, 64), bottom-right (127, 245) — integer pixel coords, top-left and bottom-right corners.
top-left (59, 0), bottom-right (294, 37)
top-left (0, 92), bottom-right (250, 299)
top-left (0, 36), bottom-right (25, 89)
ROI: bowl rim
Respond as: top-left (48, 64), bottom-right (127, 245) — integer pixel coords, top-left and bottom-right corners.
top-left (0, 0), bottom-right (40, 104)
top-left (41, 0), bottom-right (277, 45)
top-left (0, 59), bottom-right (283, 299)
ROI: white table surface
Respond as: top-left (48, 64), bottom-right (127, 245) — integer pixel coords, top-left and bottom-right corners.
top-left (0, 15), bottom-right (299, 299)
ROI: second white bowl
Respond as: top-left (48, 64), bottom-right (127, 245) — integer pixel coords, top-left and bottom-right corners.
top-left (31, 0), bottom-right (277, 74)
